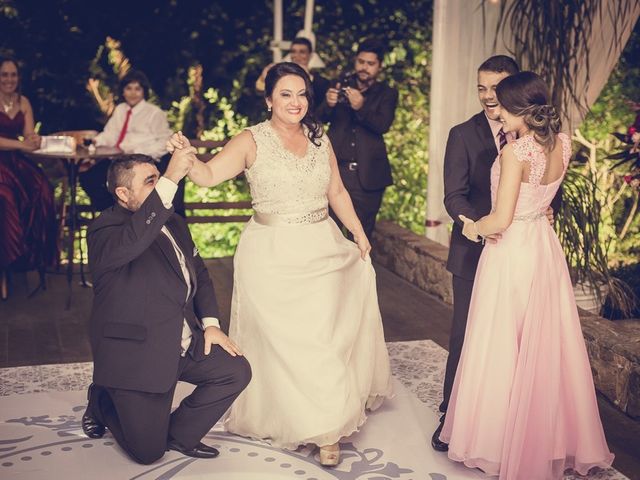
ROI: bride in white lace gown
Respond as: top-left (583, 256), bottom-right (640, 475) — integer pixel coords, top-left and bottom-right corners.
top-left (170, 62), bottom-right (392, 465)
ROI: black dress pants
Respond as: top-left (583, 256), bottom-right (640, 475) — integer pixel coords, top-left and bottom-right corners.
top-left (78, 154), bottom-right (186, 217)
top-left (89, 347), bottom-right (251, 465)
top-left (331, 164), bottom-right (385, 240)
top-left (439, 274), bottom-right (474, 414)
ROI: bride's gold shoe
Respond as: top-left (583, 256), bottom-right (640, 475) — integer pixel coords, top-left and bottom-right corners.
top-left (319, 443), bottom-right (340, 467)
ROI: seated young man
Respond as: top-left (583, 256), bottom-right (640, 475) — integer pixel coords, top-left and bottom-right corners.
top-left (80, 70), bottom-right (185, 215)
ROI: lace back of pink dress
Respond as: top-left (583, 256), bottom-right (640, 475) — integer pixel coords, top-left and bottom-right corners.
top-left (491, 133), bottom-right (571, 218)
top-left (511, 133), bottom-right (571, 187)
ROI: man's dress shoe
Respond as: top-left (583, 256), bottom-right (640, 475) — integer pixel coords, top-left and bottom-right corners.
top-left (82, 412), bottom-right (106, 439)
top-left (82, 384), bottom-right (106, 439)
top-left (431, 415), bottom-right (449, 452)
top-left (167, 440), bottom-right (220, 459)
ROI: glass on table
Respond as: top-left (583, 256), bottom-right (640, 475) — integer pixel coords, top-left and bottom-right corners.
top-left (82, 132), bottom-right (97, 148)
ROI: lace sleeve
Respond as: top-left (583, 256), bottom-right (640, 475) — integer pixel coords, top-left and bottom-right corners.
top-left (558, 132), bottom-right (571, 169)
top-left (511, 136), bottom-right (532, 164)
top-left (511, 135), bottom-right (547, 186)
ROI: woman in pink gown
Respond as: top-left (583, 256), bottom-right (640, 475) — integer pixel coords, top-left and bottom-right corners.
top-left (440, 72), bottom-right (614, 479)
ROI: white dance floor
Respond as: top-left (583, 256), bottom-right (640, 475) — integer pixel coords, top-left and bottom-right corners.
top-left (0, 340), bottom-right (626, 480)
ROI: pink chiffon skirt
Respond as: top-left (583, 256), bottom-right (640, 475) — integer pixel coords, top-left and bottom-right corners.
top-left (440, 218), bottom-right (614, 479)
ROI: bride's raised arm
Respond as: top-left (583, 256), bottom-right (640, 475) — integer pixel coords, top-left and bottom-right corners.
top-left (167, 131), bottom-right (253, 188)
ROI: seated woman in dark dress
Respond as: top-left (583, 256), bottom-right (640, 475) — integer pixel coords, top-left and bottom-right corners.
top-left (0, 57), bottom-right (57, 299)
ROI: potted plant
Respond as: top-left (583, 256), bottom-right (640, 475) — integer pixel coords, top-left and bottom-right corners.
top-left (556, 131), bottom-right (636, 317)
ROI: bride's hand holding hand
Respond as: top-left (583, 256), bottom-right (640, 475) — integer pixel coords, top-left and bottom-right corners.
top-left (165, 131), bottom-right (192, 153)
top-left (164, 136), bottom-right (197, 183)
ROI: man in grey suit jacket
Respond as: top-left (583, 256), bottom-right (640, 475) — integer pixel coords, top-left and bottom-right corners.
top-left (81, 151), bottom-right (251, 464)
top-left (432, 56), bottom-right (520, 452)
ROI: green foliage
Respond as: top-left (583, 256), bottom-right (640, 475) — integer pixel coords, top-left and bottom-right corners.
top-left (553, 26), bottom-right (640, 316)
top-left (171, 0), bottom-right (433, 254)
top-left (310, 0), bottom-right (432, 234)
top-left (5, 0), bottom-right (635, 272)
top-left (168, 86), bottom-right (252, 257)
top-left (2, 0), bottom-right (432, 258)
top-left (378, 36), bottom-right (430, 234)
top-left (573, 26), bottom-right (640, 267)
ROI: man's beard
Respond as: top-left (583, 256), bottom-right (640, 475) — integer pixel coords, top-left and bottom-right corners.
top-left (356, 71), bottom-right (374, 88)
top-left (125, 198), bottom-right (141, 212)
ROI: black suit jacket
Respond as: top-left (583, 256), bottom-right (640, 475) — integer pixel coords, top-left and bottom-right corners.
top-left (310, 74), bottom-right (330, 108)
top-left (317, 80), bottom-right (398, 191)
top-left (443, 112), bottom-right (497, 281)
top-left (87, 190), bottom-right (219, 394)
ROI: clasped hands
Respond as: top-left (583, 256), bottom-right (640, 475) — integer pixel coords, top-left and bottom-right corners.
top-left (458, 206), bottom-right (554, 243)
top-left (164, 131), bottom-right (198, 184)
top-left (458, 215), bottom-right (493, 244)
top-left (20, 133), bottom-right (41, 152)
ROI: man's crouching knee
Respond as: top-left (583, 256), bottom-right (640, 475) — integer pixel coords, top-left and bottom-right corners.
top-left (130, 445), bottom-right (166, 465)
top-left (233, 356), bottom-right (252, 393)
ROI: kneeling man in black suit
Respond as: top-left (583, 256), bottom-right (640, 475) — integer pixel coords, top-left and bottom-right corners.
top-left (81, 150), bottom-right (251, 464)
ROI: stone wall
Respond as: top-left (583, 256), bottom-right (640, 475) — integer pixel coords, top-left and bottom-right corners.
top-left (371, 220), bottom-right (640, 419)
top-left (582, 312), bottom-right (640, 418)
top-left (372, 221), bottom-right (453, 304)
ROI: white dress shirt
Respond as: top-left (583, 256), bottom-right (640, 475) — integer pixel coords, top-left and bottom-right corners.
top-left (95, 100), bottom-right (173, 160)
top-left (155, 177), bottom-right (220, 355)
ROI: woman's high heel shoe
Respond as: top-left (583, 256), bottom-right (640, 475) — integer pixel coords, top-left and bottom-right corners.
top-left (319, 443), bottom-right (340, 467)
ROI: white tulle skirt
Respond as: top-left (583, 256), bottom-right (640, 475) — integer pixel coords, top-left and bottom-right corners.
top-left (224, 215), bottom-right (392, 449)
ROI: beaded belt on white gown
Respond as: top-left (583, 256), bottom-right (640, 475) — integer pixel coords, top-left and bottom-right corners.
top-left (253, 207), bottom-right (329, 226)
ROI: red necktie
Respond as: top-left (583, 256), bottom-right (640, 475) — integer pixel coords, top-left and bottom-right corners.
top-left (115, 108), bottom-right (132, 149)
top-left (498, 128), bottom-right (507, 151)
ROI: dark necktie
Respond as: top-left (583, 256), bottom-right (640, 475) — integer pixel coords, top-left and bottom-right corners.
top-left (498, 128), bottom-right (507, 151)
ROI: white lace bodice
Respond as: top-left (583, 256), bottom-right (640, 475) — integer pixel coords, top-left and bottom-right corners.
top-left (491, 132), bottom-right (571, 219)
top-left (244, 121), bottom-right (331, 217)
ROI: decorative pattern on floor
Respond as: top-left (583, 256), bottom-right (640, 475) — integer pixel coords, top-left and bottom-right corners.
top-left (0, 340), bottom-right (626, 480)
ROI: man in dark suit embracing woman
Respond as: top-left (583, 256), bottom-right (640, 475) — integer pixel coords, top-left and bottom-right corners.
top-left (81, 147), bottom-right (251, 464)
top-left (432, 55), bottom-right (520, 451)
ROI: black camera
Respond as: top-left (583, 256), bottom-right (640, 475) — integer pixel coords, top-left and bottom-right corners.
top-left (337, 71), bottom-right (357, 104)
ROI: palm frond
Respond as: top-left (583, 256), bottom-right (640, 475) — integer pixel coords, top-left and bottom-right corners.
top-left (557, 169), bottom-right (634, 316)
top-left (611, 132), bottom-right (630, 143)
top-left (485, 0), bottom-right (640, 126)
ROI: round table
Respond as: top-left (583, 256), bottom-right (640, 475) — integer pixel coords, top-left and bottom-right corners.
top-left (27, 146), bottom-right (123, 307)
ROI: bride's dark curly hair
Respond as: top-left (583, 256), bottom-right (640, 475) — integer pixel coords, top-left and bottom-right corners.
top-left (496, 71), bottom-right (561, 150)
top-left (264, 62), bottom-right (323, 146)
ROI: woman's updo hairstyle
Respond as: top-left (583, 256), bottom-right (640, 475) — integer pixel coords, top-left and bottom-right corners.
top-left (264, 62), bottom-right (323, 146)
top-left (496, 71), bottom-right (561, 150)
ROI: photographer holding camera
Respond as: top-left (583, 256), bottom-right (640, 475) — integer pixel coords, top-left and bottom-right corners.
top-left (317, 38), bottom-right (398, 240)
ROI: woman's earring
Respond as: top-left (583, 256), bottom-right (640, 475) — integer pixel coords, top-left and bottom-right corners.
top-left (267, 106), bottom-right (272, 112)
